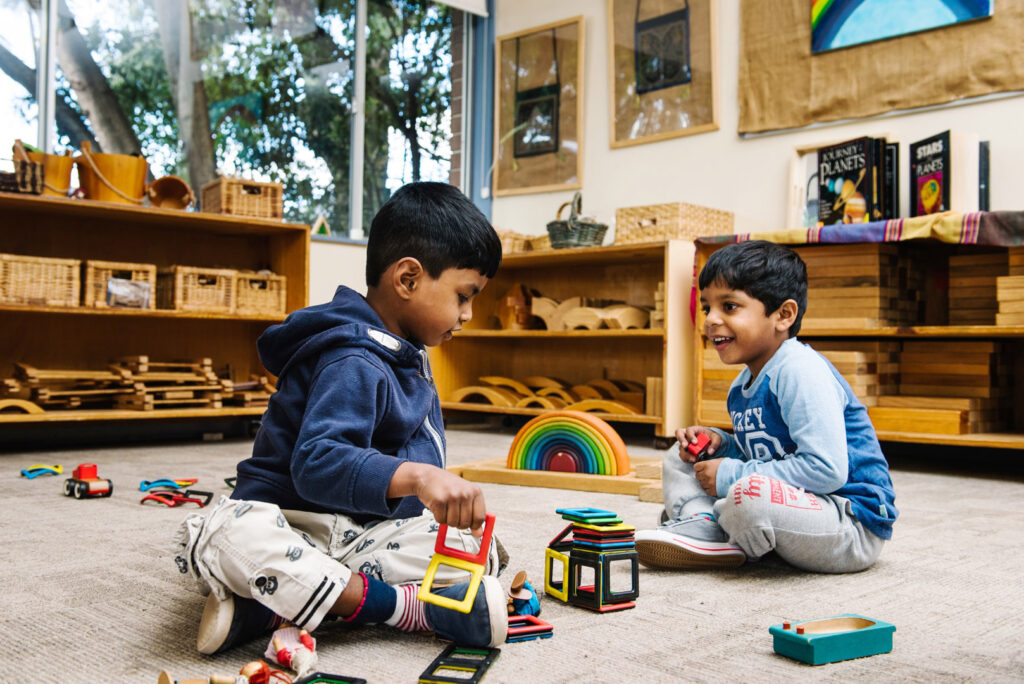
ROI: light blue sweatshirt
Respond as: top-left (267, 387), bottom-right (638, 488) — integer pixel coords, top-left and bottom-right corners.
top-left (710, 338), bottom-right (897, 540)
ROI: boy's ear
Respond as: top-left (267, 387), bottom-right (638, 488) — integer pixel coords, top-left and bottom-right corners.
top-left (392, 257), bottom-right (423, 300)
top-left (774, 299), bottom-right (799, 332)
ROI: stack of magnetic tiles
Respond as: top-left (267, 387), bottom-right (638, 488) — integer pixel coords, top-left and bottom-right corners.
top-left (544, 507), bottom-right (638, 612)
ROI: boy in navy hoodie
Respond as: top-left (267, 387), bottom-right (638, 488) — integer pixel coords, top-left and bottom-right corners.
top-left (174, 182), bottom-right (507, 654)
top-left (635, 240), bottom-right (897, 573)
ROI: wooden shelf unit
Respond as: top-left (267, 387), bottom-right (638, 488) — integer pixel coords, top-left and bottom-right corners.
top-left (0, 192), bottom-right (309, 425)
top-left (693, 238), bottom-right (1024, 449)
top-left (430, 240), bottom-right (698, 437)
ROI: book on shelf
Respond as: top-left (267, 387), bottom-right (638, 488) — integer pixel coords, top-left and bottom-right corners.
top-left (908, 130), bottom-right (987, 216)
top-left (817, 136), bottom-right (877, 225)
top-left (816, 135), bottom-right (901, 225)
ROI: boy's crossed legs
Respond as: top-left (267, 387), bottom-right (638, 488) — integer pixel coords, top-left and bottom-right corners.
top-left (175, 497), bottom-right (507, 653)
top-left (637, 449), bottom-right (881, 573)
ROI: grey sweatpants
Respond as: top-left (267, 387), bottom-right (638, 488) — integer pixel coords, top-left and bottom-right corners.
top-left (661, 448), bottom-right (883, 573)
top-left (174, 497), bottom-right (504, 631)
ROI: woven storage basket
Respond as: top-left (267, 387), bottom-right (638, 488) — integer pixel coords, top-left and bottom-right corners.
top-left (615, 202), bottom-right (734, 245)
top-left (0, 253), bottom-right (80, 307)
top-left (157, 266), bottom-right (237, 313)
top-left (84, 260), bottom-right (157, 309)
top-left (235, 271), bottom-right (287, 317)
top-left (201, 177), bottom-right (283, 219)
top-left (546, 192), bottom-right (608, 249)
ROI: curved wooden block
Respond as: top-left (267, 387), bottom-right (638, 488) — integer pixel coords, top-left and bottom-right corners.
top-left (571, 384), bottom-right (610, 400)
top-left (530, 296), bottom-right (559, 331)
top-left (611, 378), bottom-right (647, 392)
top-left (563, 399), bottom-right (639, 415)
top-left (0, 399), bottom-right (44, 414)
top-left (586, 379), bottom-right (621, 396)
top-left (514, 395), bottom-right (566, 409)
top-left (479, 375), bottom-right (534, 397)
top-left (449, 385), bottom-right (521, 407)
top-left (537, 386), bottom-right (579, 403)
top-left (602, 305), bottom-right (649, 329)
top-left (562, 307), bottom-right (605, 330)
top-left (550, 296), bottom-right (584, 331)
top-left (522, 375), bottom-right (570, 389)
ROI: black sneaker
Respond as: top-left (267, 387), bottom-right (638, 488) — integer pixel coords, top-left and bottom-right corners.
top-left (196, 592), bottom-right (284, 654)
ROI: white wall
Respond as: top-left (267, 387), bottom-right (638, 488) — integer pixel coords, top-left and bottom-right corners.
top-left (309, 239), bottom-right (367, 305)
top-left (490, 0), bottom-right (1024, 238)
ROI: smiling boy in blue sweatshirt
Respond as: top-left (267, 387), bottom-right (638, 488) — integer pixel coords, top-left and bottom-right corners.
top-left (174, 182), bottom-right (508, 654)
top-left (636, 240), bottom-right (897, 573)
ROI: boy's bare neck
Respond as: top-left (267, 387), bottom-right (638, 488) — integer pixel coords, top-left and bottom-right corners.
top-left (364, 286), bottom-right (405, 340)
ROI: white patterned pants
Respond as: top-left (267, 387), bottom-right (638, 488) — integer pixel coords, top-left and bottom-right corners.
top-left (174, 496), bottom-right (504, 631)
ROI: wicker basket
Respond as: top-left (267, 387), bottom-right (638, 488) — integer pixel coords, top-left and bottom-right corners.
top-left (84, 260), bottom-right (157, 309)
top-left (235, 271), bottom-right (287, 317)
top-left (495, 229), bottom-right (533, 254)
top-left (157, 266), bottom-right (237, 313)
top-left (615, 202), bottom-right (734, 245)
top-left (0, 253), bottom-right (80, 307)
top-left (546, 192), bottom-right (608, 249)
top-left (201, 177), bottom-right (284, 220)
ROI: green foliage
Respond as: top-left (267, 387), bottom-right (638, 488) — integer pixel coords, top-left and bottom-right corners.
top-left (56, 0), bottom-right (452, 235)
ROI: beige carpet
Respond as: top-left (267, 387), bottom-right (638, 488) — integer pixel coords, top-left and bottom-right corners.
top-left (3, 428), bottom-right (1023, 683)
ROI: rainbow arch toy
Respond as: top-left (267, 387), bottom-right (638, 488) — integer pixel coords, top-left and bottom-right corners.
top-left (507, 411), bottom-right (630, 476)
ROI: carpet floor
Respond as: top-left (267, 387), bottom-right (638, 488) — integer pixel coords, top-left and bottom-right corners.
top-left (3, 427), bottom-right (1023, 683)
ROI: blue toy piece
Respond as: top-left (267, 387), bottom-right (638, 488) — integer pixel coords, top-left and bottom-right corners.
top-left (508, 574), bottom-right (541, 617)
top-left (770, 614), bottom-right (895, 665)
top-left (20, 464), bottom-right (62, 479)
top-left (139, 478), bottom-right (198, 492)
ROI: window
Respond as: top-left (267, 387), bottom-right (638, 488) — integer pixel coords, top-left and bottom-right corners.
top-left (1, 0), bottom-right (459, 238)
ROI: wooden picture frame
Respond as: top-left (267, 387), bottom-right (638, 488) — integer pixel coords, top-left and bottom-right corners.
top-left (607, 0), bottom-right (718, 149)
top-left (493, 16), bottom-right (584, 197)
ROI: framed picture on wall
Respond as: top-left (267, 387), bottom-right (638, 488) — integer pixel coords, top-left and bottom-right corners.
top-left (607, 0), bottom-right (718, 148)
top-left (493, 16), bottom-right (584, 196)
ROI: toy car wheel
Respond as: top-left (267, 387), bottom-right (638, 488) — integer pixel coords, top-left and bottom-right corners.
top-left (74, 481), bottom-right (88, 499)
top-left (63, 479), bottom-right (74, 496)
top-left (103, 481), bottom-right (113, 497)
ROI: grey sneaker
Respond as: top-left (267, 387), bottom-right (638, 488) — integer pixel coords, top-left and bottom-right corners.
top-left (423, 575), bottom-right (508, 647)
top-left (635, 513), bottom-right (745, 569)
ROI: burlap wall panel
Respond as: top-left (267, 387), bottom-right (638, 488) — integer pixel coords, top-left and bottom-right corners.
top-left (738, 0), bottom-right (1024, 134)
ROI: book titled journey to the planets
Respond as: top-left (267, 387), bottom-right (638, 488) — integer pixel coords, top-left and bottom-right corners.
top-left (817, 136), bottom-right (878, 225)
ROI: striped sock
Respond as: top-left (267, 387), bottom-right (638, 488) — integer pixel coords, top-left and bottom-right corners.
top-left (384, 583), bottom-right (431, 633)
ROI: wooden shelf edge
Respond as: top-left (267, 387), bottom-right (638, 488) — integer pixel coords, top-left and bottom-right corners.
top-left (0, 303), bottom-right (285, 323)
top-left (800, 325), bottom-right (1024, 337)
top-left (440, 401), bottom-right (662, 425)
top-left (0, 406), bottom-right (266, 424)
top-left (501, 241), bottom-right (670, 267)
top-left (453, 328), bottom-right (663, 339)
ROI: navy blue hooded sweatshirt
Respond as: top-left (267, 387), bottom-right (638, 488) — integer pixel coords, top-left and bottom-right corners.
top-left (232, 286), bottom-right (446, 524)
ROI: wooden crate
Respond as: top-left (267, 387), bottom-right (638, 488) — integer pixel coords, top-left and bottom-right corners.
top-left (615, 201), bottom-right (734, 245)
top-left (235, 271), bottom-right (287, 317)
top-left (200, 177), bottom-right (283, 220)
top-left (157, 266), bottom-right (237, 313)
top-left (83, 260), bottom-right (157, 310)
top-left (0, 253), bottom-right (79, 307)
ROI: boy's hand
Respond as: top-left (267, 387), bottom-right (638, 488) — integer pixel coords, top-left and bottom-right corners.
top-left (676, 426), bottom-right (721, 463)
top-left (693, 458), bottom-right (722, 496)
top-left (414, 467), bottom-right (488, 537)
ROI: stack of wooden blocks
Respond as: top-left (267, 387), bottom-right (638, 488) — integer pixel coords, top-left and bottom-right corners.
top-left (867, 341), bottom-right (1010, 435)
top-left (996, 247), bottom-right (1024, 326)
top-left (948, 251), bottom-right (1009, 325)
top-left (808, 340), bottom-right (899, 408)
top-left (699, 344), bottom-right (740, 426)
top-left (794, 244), bottom-right (908, 329)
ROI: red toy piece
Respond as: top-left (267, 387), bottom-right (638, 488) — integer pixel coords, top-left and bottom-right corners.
top-left (63, 463), bottom-right (113, 499)
top-left (686, 433), bottom-right (712, 461)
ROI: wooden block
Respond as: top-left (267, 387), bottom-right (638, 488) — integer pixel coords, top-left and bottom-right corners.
top-left (806, 275), bottom-right (888, 288)
top-left (876, 395), bottom-right (995, 410)
top-left (868, 406), bottom-right (968, 435)
top-left (700, 400), bottom-right (731, 424)
top-left (637, 483), bottom-right (663, 503)
top-left (645, 376), bottom-right (663, 418)
top-left (898, 352), bottom-right (994, 366)
top-left (901, 340), bottom-right (1001, 354)
top-left (949, 298), bottom-right (997, 310)
top-left (801, 317), bottom-right (886, 329)
top-left (562, 307), bottom-right (605, 330)
top-left (523, 375), bottom-right (571, 389)
top-left (449, 385), bottom-right (522, 406)
top-left (793, 243), bottom-right (897, 258)
top-left (811, 287), bottom-right (897, 300)
top-left (998, 300), bottom-right (1024, 313)
top-left (900, 373), bottom-right (992, 387)
top-left (449, 457), bottom-right (660, 496)
top-left (995, 312), bottom-right (1024, 325)
top-left (480, 376), bottom-right (534, 397)
top-left (949, 252), bottom-right (1008, 267)
top-left (949, 276), bottom-right (999, 288)
top-left (633, 461), bottom-right (663, 479)
top-left (898, 384), bottom-right (1004, 399)
top-left (562, 398), bottom-right (638, 415)
top-left (602, 305), bottom-right (650, 330)
top-left (899, 362), bottom-right (993, 376)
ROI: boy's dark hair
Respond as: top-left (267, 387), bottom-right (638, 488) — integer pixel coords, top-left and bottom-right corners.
top-left (698, 240), bottom-right (807, 337)
top-left (365, 182), bottom-right (502, 287)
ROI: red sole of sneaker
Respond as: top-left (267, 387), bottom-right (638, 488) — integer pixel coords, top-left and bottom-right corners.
top-left (635, 539), bottom-right (746, 569)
